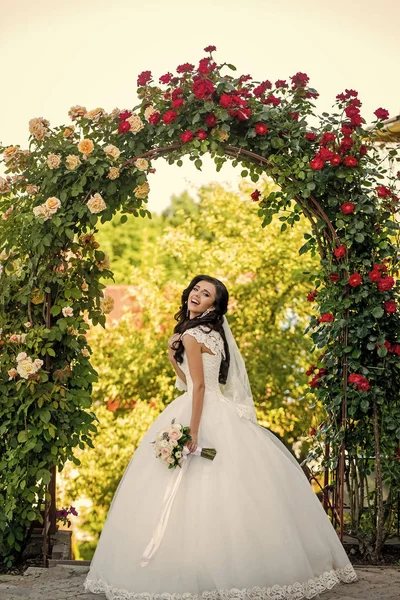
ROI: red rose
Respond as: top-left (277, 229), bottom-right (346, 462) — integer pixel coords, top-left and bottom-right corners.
top-left (368, 269), bottom-right (381, 283)
top-left (220, 94), bottom-right (233, 108)
top-left (172, 88), bottom-right (184, 100)
top-left (306, 365), bottom-right (316, 376)
top-left (384, 300), bottom-right (397, 313)
top-left (318, 148), bottom-right (334, 161)
top-left (376, 185), bottom-right (391, 198)
top-left (290, 71), bottom-right (309, 88)
top-left (334, 245), bottom-right (347, 258)
top-left (176, 63), bottom-right (194, 74)
top-left (255, 122), bottom-right (268, 135)
top-left (118, 120), bottom-right (131, 133)
top-left (340, 137), bottom-right (353, 153)
top-left (374, 108), bottom-right (389, 120)
top-left (204, 45), bottom-right (217, 52)
top-left (307, 292), bottom-right (316, 302)
top-left (348, 272), bottom-right (362, 287)
top-left (377, 276), bottom-right (395, 292)
top-left (310, 157), bottom-right (324, 170)
top-left (330, 154), bottom-right (342, 167)
top-left (172, 98), bottom-right (184, 109)
top-left (159, 73), bottom-right (173, 84)
top-left (205, 113), bottom-right (217, 127)
top-left (198, 58), bottom-right (215, 75)
top-left (253, 83), bottom-right (268, 97)
top-left (344, 156), bottom-right (358, 167)
top-left (349, 373), bottom-right (364, 385)
top-left (264, 94), bottom-right (281, 106)
top-left (359, 144), bottom-right (368, 156)
top-left (162, 110), bottom-right (178, 125)
top-left (192, 78), bottom-right (215, 99)
top-left (305, 132), bottom-right (317, 141)
top-left (329, 273), bottom-right (340, 282)
top-left (320, 132), bottom-right (336, 146)
top-left (195, 129), bottom-right (208, 140)
top-left (341, 125), bottom-right (353, 136)
top-left (180, 130), bottom-right (193, 143)
top-left (289, 111), bottom-right (299, 121)
top-left (119, 110), bottom-right (132, 121)
top-left (275, 79), bottom-right (288, 88)
top-left (345, 105), bottom-right (360, 119)
top-left (251, 189), bottom-right (261, 201)
top-left (137, 70), bottom-right (152, 87)
top-left (318, 313), bottom-right (334, 323)
top-left (164, 92), bottom-right (171, 100)
top-left (148, 112), bottom-right (160, 125)
top-left (309, 377), bottom-right (321, 388)
top-left (236, 107), bottom-right (252, 120)
top-left (341, 202), bottom-right (355, 214)
top-left (309, 427), bottom-right (317, 436)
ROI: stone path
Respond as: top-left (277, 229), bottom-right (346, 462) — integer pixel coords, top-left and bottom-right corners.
top-left (0, 565), bottom-right (400, 600)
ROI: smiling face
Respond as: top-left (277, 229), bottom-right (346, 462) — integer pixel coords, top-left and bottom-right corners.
top-left (188, 280), bottom-right (217, 318)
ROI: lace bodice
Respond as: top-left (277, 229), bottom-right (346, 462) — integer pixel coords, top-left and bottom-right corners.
top-left (174, 325), bottom-right (225, 395)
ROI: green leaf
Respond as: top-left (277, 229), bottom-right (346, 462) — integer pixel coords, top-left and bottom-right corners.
top-left (372, 307), bottom-right (384, 318)
top-left (227, 64), bottom-right (237, 71)
top-left (107, 182), bottom-right (117, 195)
top-left (377, 346), bottom-right (387, 357)
top-left (17, 431), bottom-right (28, 443)
top-left (120, 215), bottom-right (128, 224)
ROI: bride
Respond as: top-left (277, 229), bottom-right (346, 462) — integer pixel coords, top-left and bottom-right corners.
top-left (84, 274), bottom-right (358, 600)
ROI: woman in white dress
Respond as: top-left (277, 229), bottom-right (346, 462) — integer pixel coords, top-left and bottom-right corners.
top-left (84, 274), bottom-right (358, 600)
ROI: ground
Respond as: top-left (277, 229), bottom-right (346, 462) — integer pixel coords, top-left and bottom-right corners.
top-left (0, 565), bottom-right (400, 600)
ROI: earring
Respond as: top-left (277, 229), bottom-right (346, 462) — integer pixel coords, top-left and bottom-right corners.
top-left (199, 308), bottom-right (212, 318)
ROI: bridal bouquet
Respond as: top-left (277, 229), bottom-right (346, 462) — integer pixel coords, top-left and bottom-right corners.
top-left (151, 418), bottom-right (216, 469)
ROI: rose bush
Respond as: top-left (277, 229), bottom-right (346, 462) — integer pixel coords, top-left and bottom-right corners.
top-left (0, 45), bottom-right (399, 564)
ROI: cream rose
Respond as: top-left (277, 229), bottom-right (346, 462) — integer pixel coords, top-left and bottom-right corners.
top-left (104, 144), bottom-right (121, 160)
top-left (100, 295), bottom-right (114, 314)
top-left (16, 352), bottom-right (28, 362)
top-left (68, 105), bottom-right (87, 121)
top-left (3, 146), bottom-right (19, 164)
top-left (63, 126), bottom-right (75, 138)
top-left (95, 253), bottom-right (111, 271)
top-left (81, 348), bottom-right (90, 357)
top-left (47, 153), bottom-right (61, 169)
top-left (16, 357), bottom-right (36, 379)
top-left (127, 114), bottom-right (144, 134)
top-left (2, 205), bottom-right (14, 220)
top-left (78, 139), bottom-right (94, 155)
top-left (87, 193), bottom-right (106, 214)
top-left (33, 204), bottom-right (52, 221)
top-left (133, 182), bottom-right (150, 199)
top-left (134, 158), bottom-right (149, 171)
top-left (107, 167), bottom-right (120, 180)
top-left (66, 155), bottom-right (81, 171)
top-left (34, 358), bottom-right (43, 369)
top-left (62, 306), bottom-right (74, 317)
top-left (44, 196), bottom-right (61, 214)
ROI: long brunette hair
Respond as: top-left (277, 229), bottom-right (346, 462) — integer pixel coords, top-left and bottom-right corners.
top-left (172, 275), bottom-right (230, 384)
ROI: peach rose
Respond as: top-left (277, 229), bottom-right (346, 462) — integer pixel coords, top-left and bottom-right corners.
top-left (2, 205), bottom-right (14, 220)
top-left (134, 158), bottom-right (149, 171)
top-left (85, 107), bottom-right (106, 122)
top-left (68, 105), bottom-right (87, 121)
top-left (127, 114), bottom-right (144, 134)
top-left (3, 146), bottom-right (20, 164)
top-left (104, 144), bottom-right (121, 160)
top-left (78, 139), bottom-right (94, 155)
top-left (87, 193), bottom-right (106, 214)
top-left (81, 347), bottom-right (90, 357)
top-left (44, 196), bottom-right (61, 214)
top-left (8, 368), bottom-right (18, 380)
top-left (100, 295), bottom-right (114, 314)
top-left (81, 281), bottom-right (89, 291)
top-left (63, 126), bottom-right (75, 138)
top-left (66, 155), bottom-right (81, 170)
top-left (107, 167), bottom-right (120, 180)
top-left (29, 117), bottom-right (50, 140)
top-left (0, 176), bottom-right (10, 193)
top-left (133, 182), bottom-right (150, 199)
top-left (47, 153), bottom-right (61, 169)
top-left (62, 306), bottom-right (74, 317)
top-left (26, 184), bottom-right (38, 195)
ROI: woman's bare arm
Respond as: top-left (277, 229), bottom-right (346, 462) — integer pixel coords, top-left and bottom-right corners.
top-left (181, 334), bottom-right (205, 447)
top-left (168, 334), bottom-right (187, 384)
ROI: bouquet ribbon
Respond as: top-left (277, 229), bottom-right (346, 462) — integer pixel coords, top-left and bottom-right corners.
top-left (140, 445), bottom-right (203, 567)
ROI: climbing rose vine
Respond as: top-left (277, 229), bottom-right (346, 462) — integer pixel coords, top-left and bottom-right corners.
top-left (0, 45), bottom-right (399, 565)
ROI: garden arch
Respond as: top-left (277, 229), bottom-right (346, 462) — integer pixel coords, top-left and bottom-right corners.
top-left (1, 47), bottom-right (399, 566)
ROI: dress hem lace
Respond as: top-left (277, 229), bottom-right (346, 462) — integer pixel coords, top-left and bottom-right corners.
top-left (83, 562), bottom-right (358, 600)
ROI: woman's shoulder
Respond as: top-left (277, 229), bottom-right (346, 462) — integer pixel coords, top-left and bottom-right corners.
top-left (181, 325), bottom-right (225, 358)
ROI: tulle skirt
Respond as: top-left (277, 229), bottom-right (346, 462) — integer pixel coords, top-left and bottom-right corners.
top-left (84, 389), bottom-right (357, 600)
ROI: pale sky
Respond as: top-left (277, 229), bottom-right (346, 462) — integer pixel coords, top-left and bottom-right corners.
top-left (1, 0), bottom-right (399, 214)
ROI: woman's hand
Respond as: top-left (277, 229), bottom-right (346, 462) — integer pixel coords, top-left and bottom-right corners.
top-left (186, 431), bottom-right (198, 453)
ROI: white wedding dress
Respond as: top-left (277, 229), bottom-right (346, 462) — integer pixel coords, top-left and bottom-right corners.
top-left (84, 326), bottom-right (358, 600)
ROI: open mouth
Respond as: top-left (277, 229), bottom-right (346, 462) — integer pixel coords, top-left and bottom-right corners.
top-left (190, 299), bottom-right (200, 305)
